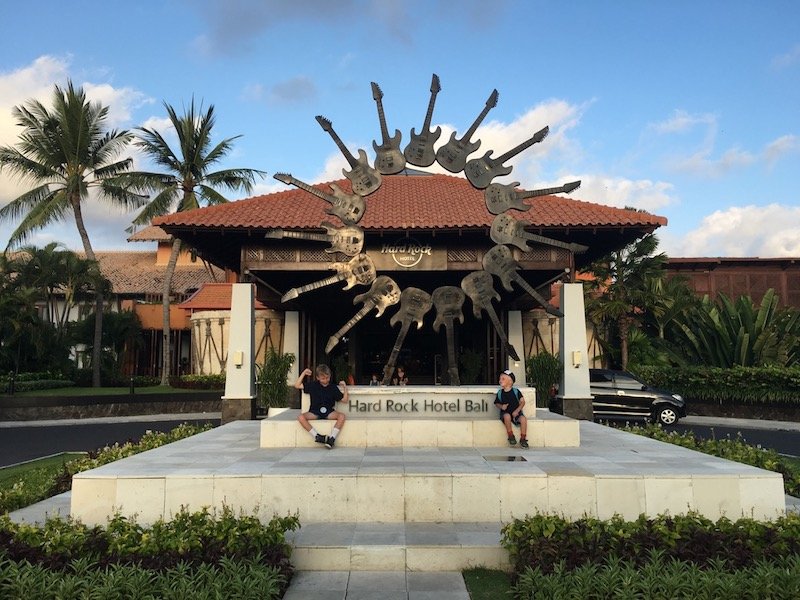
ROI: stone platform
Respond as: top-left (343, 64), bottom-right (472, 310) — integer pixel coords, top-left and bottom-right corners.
top-left (70, 417), bottom-right (787, 571)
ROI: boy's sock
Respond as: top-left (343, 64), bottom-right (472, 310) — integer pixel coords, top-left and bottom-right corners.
top-left (520, 434), bottom-right (527, 441)
top-left (309, 428), bottom-right (319, 440)
top-left (330, 427), bottom-right (341, 440)
top-left (506, 429), bottom-right (513, 437)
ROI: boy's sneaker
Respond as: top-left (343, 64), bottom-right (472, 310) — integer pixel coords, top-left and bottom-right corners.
top-left (314, 434), bottom-right (327, 444)
top-left (507, 434), bottom-right (517, 446)
top-left (520, 439), bottom-right (529, 449)
top-left (325, 436), bottom-right (335, 449)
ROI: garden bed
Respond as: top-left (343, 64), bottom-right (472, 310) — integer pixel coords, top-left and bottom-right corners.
top-left (0, 391), bottom-right (222, 421)
top-left (687, 400), bottom-right (800, 422)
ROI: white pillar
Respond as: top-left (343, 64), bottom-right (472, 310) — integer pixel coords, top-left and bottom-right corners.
top-left (507, 310), bottom-right (525, 384)
top-left (221, 283), bottom-right (255, 422)
top-left (558, 282), bottom-right (593, 419)
top-left (283, 310), bottom-right (300, 385)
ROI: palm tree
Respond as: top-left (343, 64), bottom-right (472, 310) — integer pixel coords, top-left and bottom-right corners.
top-left (120, 100), bottom-right (265, 384)
top-left (0, 81), bottom-right (143, 386)
top-left (582, 232), bottom-right (667, 370)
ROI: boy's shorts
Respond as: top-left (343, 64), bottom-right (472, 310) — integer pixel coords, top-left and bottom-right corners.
top-left (499, 410), bottom-right (523, 426)
top-left (310, 406), bottom-right (335, 418)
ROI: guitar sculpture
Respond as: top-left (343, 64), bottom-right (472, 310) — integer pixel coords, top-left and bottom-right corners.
top-left (464, 126), bottom-right (549, 189)
top-left (281, 254), bottom-right (376, 303)
top-left (435, 89), bottom-right (499, 173)
top-left (484, 180), bottom-right (581, 215)
top-left (403, 73), bottom-right (442, 167)
top-left (326, 276), bottom-right (401, 353)
top-left (482, 244), bottom-right (563, 317)
top-left (315, 116), bottom-right (382, 196)
top-left (265, 221), bottom-right (364, 257)
top-left (431, 286), bottom-right (466, 386)
top-left (460, 271), bottom-right (520, 361)
top-left (490, 214), bottom-right (588, 254)
top-left (371, 82), bottom-right (406, 175)
top-left (381, 287), bottom-right (433, 385)
top-left (273, 172), bottom-right (366, 225)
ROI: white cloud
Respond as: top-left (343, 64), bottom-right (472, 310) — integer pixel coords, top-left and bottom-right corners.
top-left (763, 134), bottom-right (799, 167)
top-left (670, 147), bottom-right (756, 178)
top-left (650, 109), bottom-right (716, 134)
top-left (556, 173), bottom-right (677, 213)
top-left (771, 44), bottom-right (800, 71)
top-left (667, 204), bottom-right (800, 257)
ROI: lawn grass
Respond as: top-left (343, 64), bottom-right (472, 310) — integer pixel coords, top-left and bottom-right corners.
top-left (12, 385), bottom-right (213, 397)
top-left (0, 453), bottom-right (85, 487)
top-left (462, 568), bottom-right (513, 599)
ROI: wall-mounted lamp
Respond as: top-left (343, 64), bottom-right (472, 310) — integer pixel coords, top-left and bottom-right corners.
top-left (233, 350), bottom-right (244, 368)
top-left (571, 350), bottom-right (582, 368)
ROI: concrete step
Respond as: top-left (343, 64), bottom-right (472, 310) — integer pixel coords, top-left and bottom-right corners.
top-left (260, 409), bottom-right (580, 448)
top-left (287, 522), bottom-right (509, 572)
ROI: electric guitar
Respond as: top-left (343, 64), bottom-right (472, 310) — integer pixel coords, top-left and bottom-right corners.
top-left (315, 115), bottom-right (382, 196)
top-left (431, 285), bottom-right (466, 385)
top-left (484, 180), bottom-right (581, 215)
top-left (461, 271), bottom-right (520, 361)
top-left (370, 82), bottom-right (405, 175)
top-left (403, 73), bottom-right (442, 167)
top-left (264, 221), bottom-right (364, 257)
top-left (490, 213), bottom-right (588, 254)
top-left (273, 172), bottom-right (366, 226)
top-left (281, 253), bottom-right (376, 302)
top-left (435, 89), bottom-right (498, 173)
top-left (464, 126), bottom-right (549, 189)
top-left (326, 276), bottom-right (401, 353)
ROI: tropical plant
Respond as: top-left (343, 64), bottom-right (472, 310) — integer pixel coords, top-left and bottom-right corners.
top-left (668, 288), bottom-right (800, 367)
top-left (117, 100), bottom-right (265, 384)
top-left (581, 232), bottom-right (667, 370)
top-left (0, 81), bottom-right (143, 386)
top-left (526, 351), bottom-right (561, 407)
top-left (72, 309), bottom-right (143, 380)
top-left (257, 349), bottom-right (295, 408)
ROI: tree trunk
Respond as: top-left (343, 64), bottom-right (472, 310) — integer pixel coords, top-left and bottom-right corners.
top-left (72, 196), bottom-right (103, 388)
top-left (618, 315), bottom-right (630, 371)
top-left (160, 239), bottom-right (182, 386)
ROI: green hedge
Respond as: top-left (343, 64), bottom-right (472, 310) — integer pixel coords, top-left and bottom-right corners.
top-left (502, 512), bottom-right (800, 576)
top-left (0, 507), bottom-right (298, 598)
top-left (170, 374), bottom-right (225, 390)
top-left (514, 553), bottom-right (800, 599)
top-left (633, 365), bottom-right (800, 405)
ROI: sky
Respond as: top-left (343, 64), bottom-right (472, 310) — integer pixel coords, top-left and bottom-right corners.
top-left (1, 0), bottom-right (799, 258)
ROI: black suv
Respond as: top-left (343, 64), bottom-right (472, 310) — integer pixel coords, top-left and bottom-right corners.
top-left (589, 369), bottom-right (686, 425)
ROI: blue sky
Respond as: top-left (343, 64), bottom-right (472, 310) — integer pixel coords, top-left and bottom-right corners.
top-left (1, 0), bottom-right (799, 257)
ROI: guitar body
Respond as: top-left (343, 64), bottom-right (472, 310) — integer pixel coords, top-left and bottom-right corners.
top-left (482, 245), bottom-right (518, 292)
top-left (484, 182), bottom-right (529, 214)
top-left (435, 132), bottom-right (481, 173)
top-left (490, 214), bottom-right (531, 252)
top-left (404, 125), bottom-right (441, 167)
top-left (326, 183), bottom-right (366, 225)
top-left (464, 152), bottom-right (514, 189)
top-left (372, 129), bottom-right (406, 175)
top-left (460, 271), bottom-right (500, 319)
top-left (342, 149), bottom-right (382, 196)
top-left (320, 222), bottom-right (364, 256)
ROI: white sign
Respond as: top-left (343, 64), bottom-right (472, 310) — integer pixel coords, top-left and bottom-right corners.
top-left (381, 238), bottom-right (432, 268)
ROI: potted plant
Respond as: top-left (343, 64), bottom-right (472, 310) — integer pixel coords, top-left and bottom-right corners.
top-left (256, 349), bottom-right (295, 417)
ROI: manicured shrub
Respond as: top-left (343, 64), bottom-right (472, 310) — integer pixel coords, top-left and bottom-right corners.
top-left (502, 512), bottom-right (800, 577)
top-left (169, 374), bottom-right (225, 389)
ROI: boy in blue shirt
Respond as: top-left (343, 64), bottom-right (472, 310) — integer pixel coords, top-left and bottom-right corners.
top-left (295, 364), bottom-right (348, 448)
top-left (495, 369), bottom-right (528, 448)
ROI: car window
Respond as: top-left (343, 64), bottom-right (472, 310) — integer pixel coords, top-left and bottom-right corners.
top-left (590, 371), bottom-right (613, 383)
top-left (613, 373), bottom-right (645, 390)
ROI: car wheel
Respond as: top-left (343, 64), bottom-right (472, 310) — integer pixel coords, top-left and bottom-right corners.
top-left (654, 406), bottom-right (679, 426)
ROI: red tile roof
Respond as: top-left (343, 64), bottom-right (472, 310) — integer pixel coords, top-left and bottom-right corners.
top-left (153, 172), bottom-right (667, 231)
top-left (94, 251), bottom-right (224, 295)
top-left (179, 283), bottom-right (267, 310)
top-left (127, 225), bottom-right (171, 242)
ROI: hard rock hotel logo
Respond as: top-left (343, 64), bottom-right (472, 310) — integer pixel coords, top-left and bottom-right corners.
top-left (380, 238), bottom-right (432, 268)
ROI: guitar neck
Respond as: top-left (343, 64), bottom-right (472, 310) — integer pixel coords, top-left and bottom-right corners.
top-left (325, 127), bottom-right (358, 168)
top-left (461, 90), bottom-right (498, 140)
top-left (383, 323), bottom-right (411, 383)
top-left (374, 97), bottom-right (391, 141)
top-left (293, 273), bottom-right (347, 297)
top-left (275, 230), bottom-right (329, 244)
top-left (421, 89), bottom-right (439, 130)
top-left (510, 272), bottom-right (563, 317)
top-left (496, 126), bottom-right (549, 163)
top-left (283, 176), bottom-right (337, 205)
top-left (518, 184), bottom-right (571, 200)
